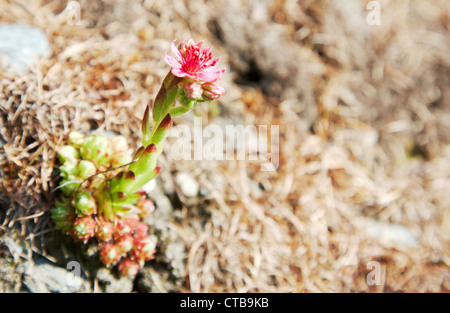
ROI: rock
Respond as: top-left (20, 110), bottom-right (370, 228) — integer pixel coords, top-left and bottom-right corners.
top-left (146, 183), bottom-right (173, 223)
top-left (141, 179), bottom-right (157, 194)
top-left (135, 264), bottom-right (180, 293)
top-left (365, 219), bottom-right (419, 248)
top-left (175, 172), bottom-right (199, 198)
top-left (2, 234), bottom-right (32, 263)
top-left (22, 258), bottom-right (91, 293)
top-left (163, 240), bottom-right (186, 280)
top-left (96, 267), bottom-right (134, 293)
top-left (0, 24), bottom-right (50, 72)
top-left (0, 258), bottom-right (22, 293)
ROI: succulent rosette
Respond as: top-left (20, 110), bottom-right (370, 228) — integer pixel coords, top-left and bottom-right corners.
top-left (51, 39), bottom-right (225, 277)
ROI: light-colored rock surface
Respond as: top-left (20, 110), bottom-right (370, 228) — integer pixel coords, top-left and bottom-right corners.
top-left (0, 24), bottom-right (50, 72)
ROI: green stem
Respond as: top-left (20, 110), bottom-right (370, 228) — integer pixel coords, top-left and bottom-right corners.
top-left (98, 72), bottom-right (193, 220)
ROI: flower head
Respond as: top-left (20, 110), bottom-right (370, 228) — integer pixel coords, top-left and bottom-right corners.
top-left (165, 39), bottom-right (225, 83)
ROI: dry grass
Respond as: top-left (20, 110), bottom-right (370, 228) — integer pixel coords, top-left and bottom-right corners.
top-left (1, 0), bottom-right (450, 292)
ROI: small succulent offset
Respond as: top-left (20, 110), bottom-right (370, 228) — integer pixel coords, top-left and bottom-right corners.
top-left (51, 39), bottom-right (225, 277)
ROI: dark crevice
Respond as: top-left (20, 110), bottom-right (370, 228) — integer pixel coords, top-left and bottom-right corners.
top-left (207, 19), bottom-right (225, 44)
top-left (241, 59), bottom-right (264, 84)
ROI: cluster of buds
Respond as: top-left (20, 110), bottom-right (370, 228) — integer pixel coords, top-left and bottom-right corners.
top-left (51, 39), bottom-right (225, 277)
top-left (178, 78), bottom-right (225, 101)
top-left (51, 131), bottom-right (157, 277)
top-left (98, 216), bottom-right (157, 277)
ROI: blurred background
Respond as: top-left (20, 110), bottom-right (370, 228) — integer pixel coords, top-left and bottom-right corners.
top-left (0, 0), bottom-right (449, 292)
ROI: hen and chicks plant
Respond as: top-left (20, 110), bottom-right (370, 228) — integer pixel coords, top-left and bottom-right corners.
top-left (51, 39), bottom-right (225, 277)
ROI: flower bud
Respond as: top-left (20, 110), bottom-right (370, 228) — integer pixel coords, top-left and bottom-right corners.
top-left (80, 135), bottom-right (112, 165)
top-left (73, 216), bottom-right (96, 243)
top-left (60, 161), bottom-right (78, 180)
top-left (134, 222), bottom-right (149, 239)
top-left (51, 202), bottom-right (72, 222)
top-left (100, 243), bottom-right (121, 267)
top-left (116, 234), bottom-right (134, 255)
top-left (58, 145), bottom-right (79, 164)
top-left (111, 136), bottom-right (129, 154)
top-left (76, 191), bottom-right (97, 216)
top-left (202, 82), bottom-right (225, 100)
top-left (183, 81), bottom-right (203, 100)
top-left (132, 235), bottom-right (157, 263)
top-left (51, 202), bottom-right (75, 234)
top-left (95, 219), bottom-right (115, 242)
top-left (68, 131), bottom-right (85, 146)
top-left (118, 258), bottom-right (141, 278)
top-left (78, 160), bottom-right (96, 180)
top-left (137, 197), bottom-right (155, 219)
top-left (115, 218), bottom-right (136, 237)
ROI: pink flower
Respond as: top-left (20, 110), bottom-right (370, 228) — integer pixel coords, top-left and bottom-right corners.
top-left (165, 39), bottom-right (225, 83)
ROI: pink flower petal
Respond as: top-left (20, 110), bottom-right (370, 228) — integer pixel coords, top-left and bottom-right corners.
top-left (170, 40), bottom-right (183, 62)
top-left (171, 67), bottom-right (187, 78)
top-left (198, 67), bottom-right (225, 82)
top-left (183, 39), bottom-right (196, 47)
top-left (164, 53), bottom-right (182, 69)
top-left (185, 72), bottom-right (199, 80)
top-left (206, 57), bottom-right (220, 67)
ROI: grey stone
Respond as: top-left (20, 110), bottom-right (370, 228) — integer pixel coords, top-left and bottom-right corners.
top-left (23, 259), bottom-right (91, 293)
top-left (0, 24), bottom-right (50, 72)
top-left (365, 219), bottom-right (419, 248)
top-left (148, 190), bottom-right (173, 222)
top-left (96, 267), bottom-right (133, 293)
top-left (175, 172), bottom-right (199, 198)
top-left (0, 258), bottom-right (21, 293)
top-left (164, 240), bottom-right (186, 279)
